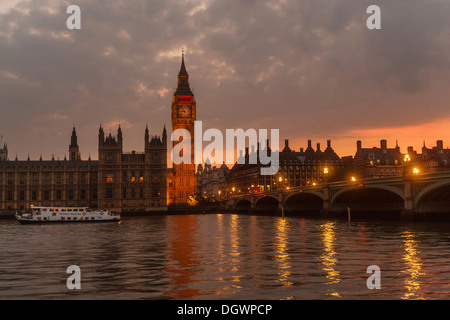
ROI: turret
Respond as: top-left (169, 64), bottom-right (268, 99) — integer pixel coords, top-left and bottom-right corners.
top-left (98, 124), bottom-right (105, 145)
top-left (118, 125), bottom-right (123, 145)
top-left (69, 126), bottom-right (80, 161)
top-left (162, 124), bottom-right (167, 144)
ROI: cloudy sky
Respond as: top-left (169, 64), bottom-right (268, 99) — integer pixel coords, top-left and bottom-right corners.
top-left (1, 0), bottom-right (450, 163)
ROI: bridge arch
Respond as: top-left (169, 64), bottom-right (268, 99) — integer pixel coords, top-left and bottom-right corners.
top-left (415, 181), bottom-right (450, 215)
top-left (284, 190), bottom-right (324, 204)
top-left (331, 186), bottom-right (405, 218)
top-left (254, 196), bottom-right (279, 213)
top-left (283, 192), bottom-right (324, 216)
top-left (331, 185), bottom-right (404, 204)
top-left (235, 198), bottom-right (252, 210)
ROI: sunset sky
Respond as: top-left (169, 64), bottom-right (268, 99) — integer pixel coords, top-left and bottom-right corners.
top-left (1, 0), bottom-right (450, 163)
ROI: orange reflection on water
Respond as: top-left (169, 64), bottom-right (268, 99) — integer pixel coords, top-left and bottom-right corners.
top-left (320, 221), bottom-right (341, 297)
top-left (164, 215), bottom-right (200, 299)
top-left (401, 231), bottom-right (425, 300)
top-left (275, 218), bottom-right (293, 287)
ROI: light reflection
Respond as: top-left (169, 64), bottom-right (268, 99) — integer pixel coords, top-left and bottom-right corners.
top-left (164, 215), bottom-right (200, 299)
top-left (230, 214), bottom-right (241, 266)
top-left (320, 221), bottom-right (341, 297)
top-left (275, 217), bottom-right (293, 286)
top-left (214, 214), bottom-right (244, 296)
top-left (401, 231), bottom-right (425, 300)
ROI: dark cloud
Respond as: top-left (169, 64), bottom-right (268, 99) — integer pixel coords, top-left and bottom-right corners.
top-left (1, 0), bottom-right (450, 159)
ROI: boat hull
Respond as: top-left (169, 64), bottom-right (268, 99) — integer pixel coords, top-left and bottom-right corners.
top-left (16, 216), bottom-right (121, 224)
top-left (16, 218), bottom-right (120, 225)
top-left (14, 207), bottom-right (121, 225)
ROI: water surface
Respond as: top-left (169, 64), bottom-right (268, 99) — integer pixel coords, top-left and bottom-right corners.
top-left (0, 214), bottom-right (449, 299)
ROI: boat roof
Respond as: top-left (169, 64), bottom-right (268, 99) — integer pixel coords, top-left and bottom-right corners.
top-left (31, 206), bottom-right (89, 209)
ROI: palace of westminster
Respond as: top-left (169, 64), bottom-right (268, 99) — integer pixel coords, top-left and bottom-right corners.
top-left (2, 55), bottom-right (450, 212)
top-left (0, 54), bottom-right (197, 212)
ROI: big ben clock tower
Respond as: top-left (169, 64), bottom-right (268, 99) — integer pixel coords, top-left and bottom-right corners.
top-left (169, 53), bottom-right (197, 205)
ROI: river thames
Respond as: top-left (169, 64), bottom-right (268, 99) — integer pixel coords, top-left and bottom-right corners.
top-left (0, 213), bottom-right (449, 300)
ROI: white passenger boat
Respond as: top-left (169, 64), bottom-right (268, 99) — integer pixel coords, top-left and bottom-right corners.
top-left (15, 206), bottom-right (120, 224)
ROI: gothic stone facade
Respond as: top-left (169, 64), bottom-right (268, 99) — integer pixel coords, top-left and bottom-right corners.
top-left (0, 126), bottom-right (167, 213)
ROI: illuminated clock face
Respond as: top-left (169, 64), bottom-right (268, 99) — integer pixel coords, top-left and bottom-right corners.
top-left (177, 105), bottom-right (191, 118)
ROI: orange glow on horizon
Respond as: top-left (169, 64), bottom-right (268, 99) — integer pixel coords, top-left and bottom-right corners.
top-left (288, 117), bottom-right (450, 157)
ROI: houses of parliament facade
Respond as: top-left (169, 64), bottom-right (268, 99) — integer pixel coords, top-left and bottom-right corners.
top-left (0, 55), bottom-right (198, 212)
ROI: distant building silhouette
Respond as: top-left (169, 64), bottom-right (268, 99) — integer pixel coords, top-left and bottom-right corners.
top-left (197, 160), bottom-right (229, 199)
top-left (353, 139), bottom-right (404, 178)
top-left (410, 140), bottom-right (450, 173)
top-left (225, 139), bottom-right (344, 196)
top-left (353, 139), bottom-right (450, 178)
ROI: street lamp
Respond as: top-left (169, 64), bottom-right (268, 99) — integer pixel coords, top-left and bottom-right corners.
top-left (323, 167), bottom-right (329, 185)
top-left (413, 167), bottom-right (419, 174)
top-left (404, 154), bottom-right (413, 176)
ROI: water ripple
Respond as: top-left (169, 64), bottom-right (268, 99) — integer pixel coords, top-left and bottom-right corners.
top-left (0, 215), bottom-right (449, 299)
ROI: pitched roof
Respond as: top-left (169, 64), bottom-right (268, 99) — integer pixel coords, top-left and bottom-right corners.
top-left (174, 54), bottom-right (193, 96)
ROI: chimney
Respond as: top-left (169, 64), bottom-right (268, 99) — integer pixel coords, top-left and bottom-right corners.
top-left (283, 139), bottom-right (292, 152)
top-left (245, 147), bottom-right (249, 155)
top-left (437, 140), bottom-right (443, 150)
top-left (325, 139), bottom-right (333, 152)
top-left (407, 146), bottom-right (414, 155)
top-left (316, 143), bottom-right (321, 152)
top-left (306, 139), bottom-right (314, 152)
top-left (357, 140), bottom-right (362, 151)
top-left (380, 139), bottom-right (387, 150)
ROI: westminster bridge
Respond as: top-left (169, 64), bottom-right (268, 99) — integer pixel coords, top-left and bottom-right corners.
top-left (221, 170), bottom-right (450, 218)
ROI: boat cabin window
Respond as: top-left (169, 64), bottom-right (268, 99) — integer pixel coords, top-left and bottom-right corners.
top-left (42, 208), bottom-right (47, 212)
top-left (68, 208), bottom-right (72, 212)
top-left (52, 213), bottom-right (56, 216)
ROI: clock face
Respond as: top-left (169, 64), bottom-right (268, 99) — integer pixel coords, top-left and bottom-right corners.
top-left (177, 105), bottom-right (191, 118)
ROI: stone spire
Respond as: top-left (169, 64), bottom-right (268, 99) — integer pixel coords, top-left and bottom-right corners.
top-left (175, 52), bottom-right (193, 96)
